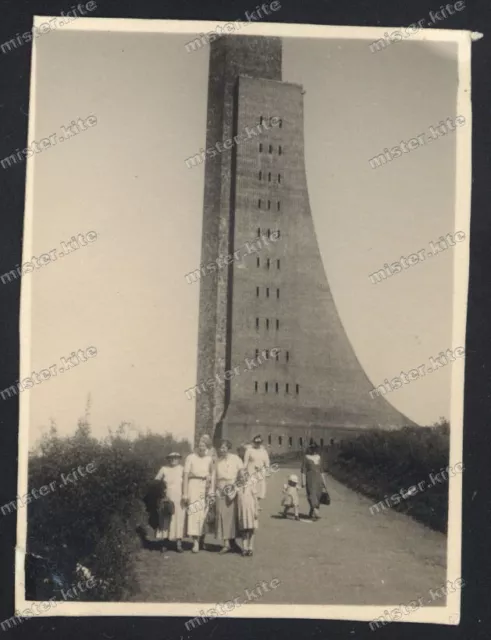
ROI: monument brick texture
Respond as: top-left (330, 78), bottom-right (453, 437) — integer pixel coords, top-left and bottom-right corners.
top-left (194, 36), bottom-right (414, 452)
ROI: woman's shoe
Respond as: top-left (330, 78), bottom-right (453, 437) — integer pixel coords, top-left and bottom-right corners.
top-left (176, 541), bottom-right (183, 553)
top-left (192, 541), bottom-right (199, 553)
top-left (247, 550), bottom-right (253, 557)
top-left (219, 546), bottom-right (230, 555)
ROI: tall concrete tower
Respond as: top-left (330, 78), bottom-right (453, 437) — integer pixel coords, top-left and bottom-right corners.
top-left (193, 36), bottom-right (414, 451)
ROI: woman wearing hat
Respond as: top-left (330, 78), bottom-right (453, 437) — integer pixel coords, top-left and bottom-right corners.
top-left (244, 435), bottom-right (270, 502)
top-left (301, 441), bottom-right (325, 521)
top-left (214, 439), bottom-right (243, 554)
top-left (155, 452), bottom-right (185, 552)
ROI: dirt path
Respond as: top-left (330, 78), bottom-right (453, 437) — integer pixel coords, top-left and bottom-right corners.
top-left (128, 467), bottom-right (446, 605)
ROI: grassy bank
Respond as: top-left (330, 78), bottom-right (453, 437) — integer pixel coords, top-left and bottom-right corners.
top-left (26, 420), bottom-right (190, 601)
top-left (325, 422), bottom-right (450, 532)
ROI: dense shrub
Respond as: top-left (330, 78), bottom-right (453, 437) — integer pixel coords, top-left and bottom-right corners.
top-left (325, 420), bottom-right (450, 532)
top-left (26, 420), bottom-right (190, 601)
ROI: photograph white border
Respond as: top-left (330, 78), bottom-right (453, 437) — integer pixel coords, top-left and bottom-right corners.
top-left (15, 16), bottom-right (474, 623)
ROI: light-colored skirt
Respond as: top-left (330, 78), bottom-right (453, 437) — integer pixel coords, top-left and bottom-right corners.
top-left (157, 489), bottom-right (185, 541)
top-left (237, 492), bottom-right (257, 531)
top-left (185, 478), bottom-right (208, 537)
top-left (247, 465), bottom-right (267, 500)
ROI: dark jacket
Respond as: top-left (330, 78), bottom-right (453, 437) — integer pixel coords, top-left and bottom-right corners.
top-left (143, 479), bottom-right (175, 530)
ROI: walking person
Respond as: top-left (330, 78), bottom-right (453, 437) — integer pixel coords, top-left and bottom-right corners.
top-left (281, 474), bottom-right (300, 521)
top-left (214, 439), bottom-right (243, 554)
top-left (301, 442), bottom-right (325, 521)
top-left (155, 452), bottom-right (185, 552)
top-left (243, 435), bottom-right (270, 504)
top-left (236, 469), bottom-right (258, 557)
top-left (183, 440), bottom-right (214, 553)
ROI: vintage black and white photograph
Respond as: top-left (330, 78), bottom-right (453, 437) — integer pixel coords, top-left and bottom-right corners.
top-left (10, 16), bottom-right (472, 625)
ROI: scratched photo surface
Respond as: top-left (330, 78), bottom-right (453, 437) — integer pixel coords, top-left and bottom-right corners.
top-left (12, 17), bottom-right (471, 625)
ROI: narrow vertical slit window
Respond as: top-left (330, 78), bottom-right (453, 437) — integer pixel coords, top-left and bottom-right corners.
top-left (296, 384), bottom-right (299, 395)
top-left (279, 145), bottom-right (282, 155)
top-left (275, 382), bottom-right (279, 393)
top-left (259, 143), bottom-right (263, 152)
top-left (258, 198), bottom-right (261, 209)
top-left (254, 381), bottom-right (258, 393)
top-left (257, 257), bottom-right (260, 267)
top-left (279, 119), bottom-right (283, 129)
top-left (256, 317), bottom-right (259, 330)
top-left (275, 349), bottom-right (280, 361)
top-left (267, 228), bottom-right (271, 239)
top-left (268, 172), bottom-right (271, 182)
top-left (256, 286), bottom-right (259, 297)
top-left (260, 116), bottom-right (264, 125)
top-left (266, 318), bottom-right (270, 330)
top-left (276, 319), bottom-right (279, 330)
top-left (299, 436), bottom-right (303, 446)
top-left (286, 351), bottom-right (289, 362)
top-left (268, 434), bottom-right (272, 445)
top-left (265, 382), bottom-right (268, 393)
top-left (257, 227), bottom-right (261, 238)
top-left (266, 288), bottom-right (270, 298)
top-left (269, 144), bottom-right (273, 154)
top-left (267, 258), bottom-right (270, 270)
top-left (255, 349), bottom-right (259, 359)
top-left (320, 438), bottom-right (324, 447)
top-left (277, 259), bottom-right (281, 270)
top-left (277, 288), bottom-right (280, 299)
top-left (268, 200), bottom-right (271, 211)
top-left (278, 173), bottom-right (281, 184)
top-left (286, 383), bottom-right (289, 394)
top-left (277, 201), bottom-right (281, 212)
top-left (279, 436), bottom-right (283, 445)
top-left (259, 170), bottom-right (262, 181)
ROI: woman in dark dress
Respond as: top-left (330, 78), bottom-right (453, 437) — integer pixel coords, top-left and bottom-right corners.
top-left (301, 442), bottom-right (324, 520)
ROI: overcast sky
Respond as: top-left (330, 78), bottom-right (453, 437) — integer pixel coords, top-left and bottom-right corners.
top-left (23, 24), bottom-right (465, 445)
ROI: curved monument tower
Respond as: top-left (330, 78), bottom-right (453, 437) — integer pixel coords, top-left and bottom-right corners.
top-left (193, 35), bottom-right (414, 451)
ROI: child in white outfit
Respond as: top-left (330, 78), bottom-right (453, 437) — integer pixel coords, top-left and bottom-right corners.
top-left (281, 474), bottom-right (300, 520)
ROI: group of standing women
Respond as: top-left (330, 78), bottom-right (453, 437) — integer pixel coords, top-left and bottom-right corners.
top-left (153, 434), bottom-right (270, 556)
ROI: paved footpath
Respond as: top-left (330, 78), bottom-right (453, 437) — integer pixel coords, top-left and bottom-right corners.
top-left (128, 467), bottom-right (446, 605)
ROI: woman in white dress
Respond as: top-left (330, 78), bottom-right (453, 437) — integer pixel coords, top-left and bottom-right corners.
top-left (183, 440), bottom-right (214, 553)
top-left (244, 434), bottom-right (270, 502)
top-left (155, 452), bottom-right (185, 552)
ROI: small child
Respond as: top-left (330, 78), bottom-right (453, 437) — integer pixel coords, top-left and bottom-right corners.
top-left (236, 469), bottom-right (258, 557)
top-left (281, 474), bottom-right (300, 520)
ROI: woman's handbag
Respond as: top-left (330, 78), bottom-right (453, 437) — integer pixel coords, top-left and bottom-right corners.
top-left (160, 497), bottom-right (175, 517)
top-left (320, 473), bottom-right (330, 505)
top-left (320, 488), bottom-right (331, 506)
top-left (222, 483), bottom-right (237, 504)
top-left (206, 500), bottom-right (216, 526)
